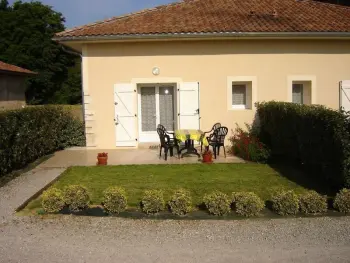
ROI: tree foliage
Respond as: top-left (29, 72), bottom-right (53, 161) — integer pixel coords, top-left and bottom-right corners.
top-left (0, 0), bottom-right (81, 104)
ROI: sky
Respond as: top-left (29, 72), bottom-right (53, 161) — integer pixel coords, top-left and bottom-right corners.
top-left (8, 0), bottom-right (178, 29)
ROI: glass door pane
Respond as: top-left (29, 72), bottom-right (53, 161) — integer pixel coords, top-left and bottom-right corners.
top-left (159, 86), bottom-right (175, 131)
top-left (140, 87), bottom-right (156, 131)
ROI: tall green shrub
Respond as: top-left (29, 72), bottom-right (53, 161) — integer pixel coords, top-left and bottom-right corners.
top-left (0, 106), bottom-right (85, 176)
top-left (256, 101), bottom-right (350, 188)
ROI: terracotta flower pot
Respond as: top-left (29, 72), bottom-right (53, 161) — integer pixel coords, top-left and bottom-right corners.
top-left (202, 153), bottom-right (213, 163)
top-left (97, 156), bottom-right (108, 166)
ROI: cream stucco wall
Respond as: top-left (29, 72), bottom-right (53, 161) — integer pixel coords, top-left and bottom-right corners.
top-left (82, 39), bottom-right (350, 148)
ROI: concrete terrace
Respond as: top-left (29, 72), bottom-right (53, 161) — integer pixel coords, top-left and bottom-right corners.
top-left (40, 146), bottom-right (244, 168)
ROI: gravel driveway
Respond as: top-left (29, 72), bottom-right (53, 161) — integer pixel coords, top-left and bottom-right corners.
top-left (0, 216), bottom-right (349, 263)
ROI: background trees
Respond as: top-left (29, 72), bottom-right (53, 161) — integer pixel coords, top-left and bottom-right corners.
top-left (0, 0), bottom-right (82, 104)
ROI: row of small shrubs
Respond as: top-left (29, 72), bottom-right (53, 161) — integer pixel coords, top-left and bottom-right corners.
top-left (41, 186), bottom-right (193, 215)
top-left (256, 101), bottom-right (350, 188)
top-left (41, 185), bottom-right (350, 216)
top-left (42, 185), bottom-right (90, 213)
top-left (0, 106), bottom-right (85, 177)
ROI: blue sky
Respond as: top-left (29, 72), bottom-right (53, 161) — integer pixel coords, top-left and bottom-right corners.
top-left (9, 0), bottom-right (177, 28)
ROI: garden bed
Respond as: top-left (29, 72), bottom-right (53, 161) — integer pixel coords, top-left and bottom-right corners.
top-left (22, 163), bottom-right (309, 213)
top-left (20, 205), bottom-right (348, 220)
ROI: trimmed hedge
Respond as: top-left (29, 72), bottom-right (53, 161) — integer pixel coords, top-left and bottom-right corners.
top-left (256, 101), bottom-right (350, 188)
top-left (203, 191), bottom-right (231, 216)
top-left (103, 186), bottom-right (128, 214)
top-left (231, 192), bottom-right (265, 217)
top-left (299, 191), bottom-right (328, 214)
top-left (41, 188), bottom-right (65, 213)
top-left (63, 185), bottom-right (90, 211)
top-left (168, 189), bottom-right (192, 216)
top-left (0, 106), bottom-right (85, 177)
top-left (334, 188), bottom-right (350, 213)
top-left (272, 190), bottom-right (299, 215)
top-left (141, 190), bottom-right (165, 214)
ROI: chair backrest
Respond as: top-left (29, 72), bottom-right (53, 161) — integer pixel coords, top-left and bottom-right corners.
top-left (213, 127), bottom-right (228, 144)
top-left (157, 124), bottom-right (167, 133)
top-left (157, 127), bottom-right (168, 146)
top-left (212, 123), bottom-right (221, 131)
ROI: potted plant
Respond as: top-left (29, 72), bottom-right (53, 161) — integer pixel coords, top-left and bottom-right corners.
top-left (202, 150), bottom-right (213, 163)
top-left (97, 152), bottom-right (108, 165)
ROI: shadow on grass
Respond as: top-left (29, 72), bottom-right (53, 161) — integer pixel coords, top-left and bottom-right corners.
top-left (269, 161), bottom-right (337, 196)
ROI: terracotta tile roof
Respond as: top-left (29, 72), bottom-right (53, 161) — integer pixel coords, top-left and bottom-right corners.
top-left (56, 0), bottom-right (350, 39)
top-left (0, 61), bottom-right (36, 75)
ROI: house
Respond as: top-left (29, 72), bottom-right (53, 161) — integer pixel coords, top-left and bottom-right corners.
top-left (54, 0), bottom-right (350, 149)
top-left (0, 61), bottom-right (35, 110)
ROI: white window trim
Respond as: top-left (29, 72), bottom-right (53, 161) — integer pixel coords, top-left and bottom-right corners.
top-left (287, 75), bottom-right (316, 104)
top-left (227, 76), bottom-right (257, 111)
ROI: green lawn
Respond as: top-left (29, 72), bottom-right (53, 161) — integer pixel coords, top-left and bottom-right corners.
top-left (26, 163), bottom-right (309, 210)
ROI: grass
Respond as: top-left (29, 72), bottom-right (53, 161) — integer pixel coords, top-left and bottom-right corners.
top-left (24, 163), bottom-right (309, 210)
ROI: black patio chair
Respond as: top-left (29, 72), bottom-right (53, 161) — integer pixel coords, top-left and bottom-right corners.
top-left (208, 126), bottom-right (228, 159)
top-left (200, 123), bottom-right (221, 152)
top-left (157, 127), bottom-right (180, 161)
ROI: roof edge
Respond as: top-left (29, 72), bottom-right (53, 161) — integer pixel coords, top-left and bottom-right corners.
top-left (0, 69), bottom-right (37, 75)
top-left (53, 32), bottom-right (350, 42)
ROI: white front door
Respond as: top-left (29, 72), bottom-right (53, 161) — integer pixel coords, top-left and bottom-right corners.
top-left (114, 84), bottom-right (137, 147)
top-left (138, 84), bottom-right (176, 142)
top-left (178, 82), bottom-right (200, 130)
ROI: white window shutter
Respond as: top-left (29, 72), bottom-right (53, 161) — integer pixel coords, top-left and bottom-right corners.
top-left (114, 83), bottom-right (137, 147)
top-left (178, 82), bottom-right (200, 130)
top-left (340, 80), bottom-right (350, 112)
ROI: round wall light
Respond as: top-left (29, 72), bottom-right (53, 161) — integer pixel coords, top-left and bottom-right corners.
top-left (152, 67), bottom-right (160, 76)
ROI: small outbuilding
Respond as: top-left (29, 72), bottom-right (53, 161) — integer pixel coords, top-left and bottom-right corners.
top-left (0, 60), bottom-right (36, 110)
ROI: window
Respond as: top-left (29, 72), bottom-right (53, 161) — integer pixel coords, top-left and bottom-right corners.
top-left (292, 83), bottom-right (304, 104)
top-left (232, 84), bottom-right (247, 109)
top-left (288, 76), bottom-right (315, 105)
top-left (227, 76), bottom-right (257, 110)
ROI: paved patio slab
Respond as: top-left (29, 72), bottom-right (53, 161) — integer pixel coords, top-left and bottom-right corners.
top-left (40, 147), bottom-right (244, 168)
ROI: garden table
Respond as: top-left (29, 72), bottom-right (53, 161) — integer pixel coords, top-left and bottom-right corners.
top-left (175, 129), bottom-right (209, 158)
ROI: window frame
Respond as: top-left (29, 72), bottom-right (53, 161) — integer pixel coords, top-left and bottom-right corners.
top-left (227, 76), bottom-right (257, 111)
top-left (288, 75), bottom-right (316, 104)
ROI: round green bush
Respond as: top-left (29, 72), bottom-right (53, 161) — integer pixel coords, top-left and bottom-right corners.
top-left (141, 190), bottom-right (165, 214)
top-left (168, 189), bottom-right (192, 216)
top-left (299, 191), bottom-right (327, 214)
top-left (103, 187), bottom-right (127, 214)
top-left (203, 191), bottom-right (231, 216)
top-left (334, 188), bottom-right (350, 213)
top-left (232, 192), bottom-right (265, 217)
top-left (41, 188), bottom-right (65, 213)
top-left (271, 190), bottom-right (299, 215)
top-left (63, 185), bottom-right (90, 211)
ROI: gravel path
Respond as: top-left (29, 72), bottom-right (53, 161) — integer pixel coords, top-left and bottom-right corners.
top-left (0, 164), bottom-right (349, 262)
top-left (0, 167), bottom-right (65, 224)
top-left (0, 216), bottom-right (349, 263)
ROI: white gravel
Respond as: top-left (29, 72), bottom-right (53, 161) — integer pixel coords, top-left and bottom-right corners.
top-left (0, 165), bottom-right (349, 262)
top-left (0, 216), bottom-right (349, 263)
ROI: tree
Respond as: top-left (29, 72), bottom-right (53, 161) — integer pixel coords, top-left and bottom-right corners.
top-left (0, 0), bottom-right (81, 104)
top-left (52, 58), bottom-right (82, 104)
